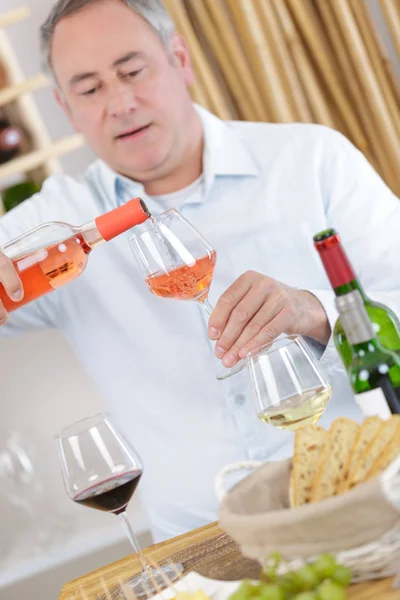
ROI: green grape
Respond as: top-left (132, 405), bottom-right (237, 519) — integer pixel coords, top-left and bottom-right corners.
top-left (292, 565), bottom-right (320, 591)
top-left (239, 580), bottom-right (259, 594)
top-left (331, 565), bottom-right (352, 587)
top-left (278, 572), bottom-right (300, 596)
top-left (262, 553), bottom-right (283, 581)
top-left (257, 583), bottom-right (285, 600)
top-left (228, 588), bottom-right (250, 600)
top-left (317, 580), bottom-right (347, 600)
top-left (293, 592), bottom-right (319, 600)
top-left (229, 580), bottom-right (259, 600)
top-left (312, 554), bottom-right (338, 579)
top-left (229, 589), bottom-right (252, 600)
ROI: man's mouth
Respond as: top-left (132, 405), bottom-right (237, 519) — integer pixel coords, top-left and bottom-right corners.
top-left (115, 124), bottom-right (151, 139)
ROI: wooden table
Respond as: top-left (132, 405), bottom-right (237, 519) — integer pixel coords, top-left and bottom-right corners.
top-left (59, 522), bottom-right (399, 600)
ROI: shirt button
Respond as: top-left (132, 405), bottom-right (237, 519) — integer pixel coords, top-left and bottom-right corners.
top-left (234, 394), bottom-right (246, 406)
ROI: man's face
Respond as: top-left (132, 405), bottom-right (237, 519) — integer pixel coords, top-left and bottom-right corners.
top-left (51, 0), bottom-right (195, 180)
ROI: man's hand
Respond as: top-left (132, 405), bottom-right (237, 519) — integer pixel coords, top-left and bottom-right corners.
top-left (208, 271), bottom-right (331, 368)
top-left (0, 251), bottom-right (23, 325)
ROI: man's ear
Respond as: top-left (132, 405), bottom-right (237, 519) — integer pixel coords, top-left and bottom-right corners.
top-left (54, 87), bottom-right (81, 132)
top-left (170, 32), bottom-right (195, 86)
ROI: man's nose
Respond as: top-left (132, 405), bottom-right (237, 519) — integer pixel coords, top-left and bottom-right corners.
top-left (107, 82), bottom-right (138, 118)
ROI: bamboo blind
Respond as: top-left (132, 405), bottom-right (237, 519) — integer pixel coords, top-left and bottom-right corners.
top-left (162, 0), bottom-right (400, 197)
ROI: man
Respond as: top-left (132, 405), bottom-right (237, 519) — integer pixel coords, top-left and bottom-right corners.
top-left (0, 0), bottom-right (399, 541)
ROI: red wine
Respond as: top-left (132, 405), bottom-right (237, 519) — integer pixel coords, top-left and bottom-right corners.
top-left (73, 470), bottom-right (142, 514)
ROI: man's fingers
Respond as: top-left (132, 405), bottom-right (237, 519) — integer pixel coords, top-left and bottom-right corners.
top-left (207, 273), bottom-right (252, 340)
top-left (238, 309), bottom-right (290, 358)
top-left (219, 297), bottom-right (282, 367)
top-left (0, 253), bottom-right (23, 302)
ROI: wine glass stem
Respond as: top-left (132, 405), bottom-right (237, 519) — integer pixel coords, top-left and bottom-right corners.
top-left (200, 298), bottom-right (214, 317)
top-left (118, 511), bottom-right (151, 576)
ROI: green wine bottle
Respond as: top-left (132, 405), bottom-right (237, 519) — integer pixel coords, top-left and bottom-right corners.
top-left (335, 290), bottom-right (400, 418)
top-left (314, 229), bottom-right (400, 369)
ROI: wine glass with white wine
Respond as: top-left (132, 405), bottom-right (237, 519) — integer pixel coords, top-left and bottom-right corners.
top-left (248, 335), bottom-right (332, 431)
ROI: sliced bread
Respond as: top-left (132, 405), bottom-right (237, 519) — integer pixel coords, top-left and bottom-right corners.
top-left (290, 425), bottom-right (328, 507)
top-left (337, 416), bottom-right (382, 493)
top-left (365, 435), bottom-right (400, 481)
top-left (347, 415), bottom-right (400, 489)
top-left (310, 417), bottom-right (359, 503)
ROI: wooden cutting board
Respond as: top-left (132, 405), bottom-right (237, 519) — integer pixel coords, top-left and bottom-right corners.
top-left (59, 522), bottom-right (399, 600)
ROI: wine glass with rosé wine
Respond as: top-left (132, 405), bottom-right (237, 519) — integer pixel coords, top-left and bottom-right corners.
top-left (128, 209), bottom-right (246, 379)
top-left (56, 412), bottom-right (183, 597)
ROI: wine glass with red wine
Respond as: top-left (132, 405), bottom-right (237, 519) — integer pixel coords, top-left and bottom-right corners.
top-left (128, 209), bottom-right (245, 379)
top-left (56, 413), bottom-right (183, 596)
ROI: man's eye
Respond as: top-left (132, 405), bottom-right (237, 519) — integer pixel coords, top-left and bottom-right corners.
top-left (126, 69), bottom-right (143, 78)
top-left (81, 87), bottom-right (99, 96)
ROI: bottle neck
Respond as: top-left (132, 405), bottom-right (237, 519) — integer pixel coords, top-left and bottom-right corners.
top-left (77, 221), bottom-right (105, 250)
top-left (75, 197), bottom-right (151, 249)
top-left (334, 279), bottom-right (365, 298)
top-left (335, 290), bottom-right (376, 346)
top-left (314, 232), bottom-right (366, 299)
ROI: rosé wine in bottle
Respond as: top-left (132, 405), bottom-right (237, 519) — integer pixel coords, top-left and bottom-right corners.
top-left (1, 197), bottom-right (151, 312)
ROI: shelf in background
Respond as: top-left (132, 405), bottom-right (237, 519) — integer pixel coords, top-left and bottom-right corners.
top-left (0, 73), bottom-right (48, 107)
top-left (0, 132), bottom-right (85, 179)
top-left (0, 6), bottom-right (30, 29)
top-left (0, 5), bottom-right (86, 184)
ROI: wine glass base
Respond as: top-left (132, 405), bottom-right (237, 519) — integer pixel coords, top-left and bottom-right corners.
top-left (216, 358), bottom-right (247, 381)
top-left (119, 563), bottom-right (184, 598)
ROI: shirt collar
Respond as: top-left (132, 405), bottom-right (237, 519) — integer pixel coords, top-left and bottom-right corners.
top-left (197, 104), bottom-right (259, 180)
top-left (98, 104), bottom-right (259, 205)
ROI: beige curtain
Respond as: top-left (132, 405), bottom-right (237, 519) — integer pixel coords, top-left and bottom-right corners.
top-left (163, 0), bottom-right (400, 197)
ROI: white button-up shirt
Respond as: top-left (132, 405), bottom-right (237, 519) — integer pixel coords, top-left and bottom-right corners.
top-left (1, 106), bottom-right (400, 541)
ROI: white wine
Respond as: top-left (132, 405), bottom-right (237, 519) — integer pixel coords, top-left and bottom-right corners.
top-left (258, 385), bottom-right (332, 431)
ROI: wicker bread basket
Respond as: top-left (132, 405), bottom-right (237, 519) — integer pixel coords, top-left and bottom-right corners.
top-left (216, 456), bottom-right (400, 585)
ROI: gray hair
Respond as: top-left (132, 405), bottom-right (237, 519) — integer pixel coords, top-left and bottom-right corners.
top-left (40, 0), bottom-right (175, 74)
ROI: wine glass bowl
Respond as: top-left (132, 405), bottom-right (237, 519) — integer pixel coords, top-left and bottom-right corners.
top-left (58, 414), bottom-right (143, 516)
top-left (129, 209), bottom-right (216, 307)
top-left (248, 335), bottom-right (332, 431)
top-left (56, 412), bottom-right (183, 596)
